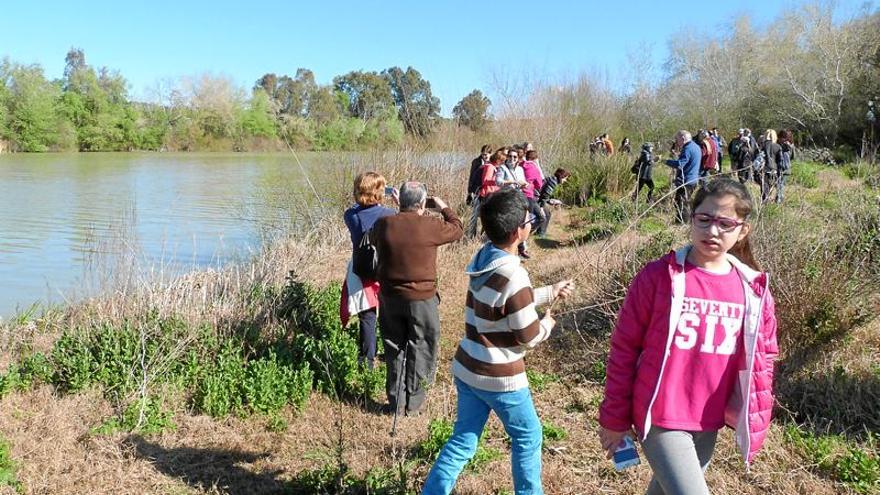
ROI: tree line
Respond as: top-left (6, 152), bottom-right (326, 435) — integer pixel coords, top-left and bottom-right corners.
top-left (0, 48), bottom-right (493, 152)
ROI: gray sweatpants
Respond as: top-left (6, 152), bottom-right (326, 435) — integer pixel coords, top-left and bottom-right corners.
top-left (642, 426), bottom-right (719, 495)
top-left (379, 293), bottom-right (441, 415)
top-left (465, 197), bottom-right (481, 238)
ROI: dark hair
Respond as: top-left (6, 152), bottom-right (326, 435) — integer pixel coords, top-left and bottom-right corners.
top-left (554, 168), bottom-right (571, 180)
top-left (525, 150), bottom-right (538, 160)
top-left (480, 144), bottom-right (493, 154)
top-left (691, 178), bottom-right (760, 271)
top-left (480, 188), bottom-right (528, 245)
top-left (778, 129), bottom-right (792, 144)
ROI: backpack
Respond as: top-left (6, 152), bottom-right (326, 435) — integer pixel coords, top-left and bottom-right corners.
top-left (630, 157), bottom-right (640, 174)
top-left (779, 146), bottom-right (792, 173)
top-left (351, 215), bottom-right (379, 280)
top-left (752, 151), bottom-right (765, 173)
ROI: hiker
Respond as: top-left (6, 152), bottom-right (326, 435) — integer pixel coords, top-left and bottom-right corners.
top-left (495, 148), bottom-right (525, 190)
top-left (620, 137), bottom-right (632, 154)
top-left (710, 128), bottom-right (725, 173)
top-left (521, 150), bottom-right (545, 247)
top-left (536, 167), bottom-right (571, 237)
top-left (342, 172), bottom-right (398, 368)
top-left (522, 141), bottom-right (545, 181)
top-left (601, 133), bottom-right (615, 156)
top-left (598, 178), bottom-right (778, 494)
top-left (468, 150), bottom-right (505, 239)
top-left (777, 130), bottom-right (796, 204)
top-left (696, 129), bottom-right (718, 187)
top-left (466, 144), bottom-right (493, 238)
top-left (631, 143), bottom-right (657, 203)
top-left (665, 130), bottom-right (701, 223)
top-left (421, 187), bottom-right (574, 495)
top-left (761, 129), bottom-right (783, 204)
top-left (371, 182), bottom-right (463, 416)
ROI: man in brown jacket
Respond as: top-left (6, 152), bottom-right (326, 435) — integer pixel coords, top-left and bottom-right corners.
top-left (372, 181), bottom-right (463, 415)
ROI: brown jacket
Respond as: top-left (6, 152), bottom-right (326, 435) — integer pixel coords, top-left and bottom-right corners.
top-left (372, 207), bottom-right (463, 300)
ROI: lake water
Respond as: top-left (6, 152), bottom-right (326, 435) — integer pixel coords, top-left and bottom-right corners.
top-left (0, 152), bottom-right (330, 317)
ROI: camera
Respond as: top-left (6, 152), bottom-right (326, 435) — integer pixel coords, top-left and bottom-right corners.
top-left (425, 197), bottom-right (437, 209)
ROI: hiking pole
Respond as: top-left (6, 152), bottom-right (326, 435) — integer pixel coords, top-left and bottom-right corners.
top-left (390, 339), bottom-right (409, 437)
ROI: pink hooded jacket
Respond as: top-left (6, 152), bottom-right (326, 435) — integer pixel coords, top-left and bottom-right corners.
top-left (598, 246), bottom-right (778, 466)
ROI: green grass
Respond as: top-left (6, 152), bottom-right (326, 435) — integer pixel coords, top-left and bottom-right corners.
top-left (0, 437), bottom-right (23, 493)
top-left (526, 370), bottom-right (560, 392)
top-left (789, 161), bottom-right (824, 188)
top-left (785, 424), bottom-right (880, 494)
top-left (417, 419), bottom-right (502, 472)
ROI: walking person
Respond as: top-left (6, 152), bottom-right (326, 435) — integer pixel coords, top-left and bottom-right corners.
top-left (372, 182), bottom-right (463, 415)
top-left (632, 143), bottom-right (657, 203)
top-left (466, 145), bottom-right (493, 238)
top-left (342, 172), bottom-right (398, 368)
top-left (536, 168), bottom-right (571, 237)
top-left (598, 178), bottom-right (778, 495)
top-left (761, 129), bottom-right (783, 204)
top-left (421, 188), bottom-right (574, 495)
top-left (696, 130), bottom-right (718, 188)
top-left (776, 130), bottom-right (796, 204)
top-left (710, 128), bottom-right (725, 173)
top-left (521, 150), bottom-right (545, 244)
top-left (665, 130), bottom-right (701, 223)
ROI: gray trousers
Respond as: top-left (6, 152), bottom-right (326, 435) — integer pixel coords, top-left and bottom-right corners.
top-left (642, 426), bottom-right (719, 495)
top-left (465, 197), bottom-right (481, 238)
top-left (379, 293), bottom-right (440, 414)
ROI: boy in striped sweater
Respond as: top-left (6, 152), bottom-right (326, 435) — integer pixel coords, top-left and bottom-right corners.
top-left (422, 188), bottom-right (574, 495)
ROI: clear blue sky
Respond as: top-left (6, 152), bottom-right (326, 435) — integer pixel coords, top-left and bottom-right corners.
top-left (1, 0), bottom-right (868, 115)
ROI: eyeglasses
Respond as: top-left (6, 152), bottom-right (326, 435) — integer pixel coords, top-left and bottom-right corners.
top-left (520, 213), bottom-right (539, 228)
top-left (692, 213), bottom-right (745, 232)
top-left (509, 154), bottom-right (518, 159)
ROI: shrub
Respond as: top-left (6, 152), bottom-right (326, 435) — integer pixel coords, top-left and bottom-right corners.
top-left (417, 418), bottom-right (501, 472)
top-left (788, 161), bottom-right (823, 188)
top-left (0, 437), bottom-right (22, 493)
top-left (94, 395), bottom-right (176, 436)
top-left (785, 425), bottom-right (879, 494)
top-left (193, 341), bottom-right (247, 417)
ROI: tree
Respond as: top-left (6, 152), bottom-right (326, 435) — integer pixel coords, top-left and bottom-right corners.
top-left (7, 63), bottom-right (62, 151)
top-left (239, 89), bottom-right (277, 138)
top-left (452, 89), bottom-right (491, 132)
top-left (333, 70), bottom-right (394, 121)
top-left (382, 66), bottom-right (440, 137)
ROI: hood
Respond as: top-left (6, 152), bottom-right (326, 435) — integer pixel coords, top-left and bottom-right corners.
top-left (668, 246), bottom-right (768, 294)
top-left (466, 243), bottom-right (519, 290)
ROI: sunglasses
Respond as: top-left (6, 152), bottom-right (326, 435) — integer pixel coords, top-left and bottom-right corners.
top-left (692, 213), bottom-right (745, 232)
top-left (520, 213), bottom-right (539, 228)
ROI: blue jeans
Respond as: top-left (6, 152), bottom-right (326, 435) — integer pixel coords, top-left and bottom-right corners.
top-left (422, 378), bottom-right (543, 495)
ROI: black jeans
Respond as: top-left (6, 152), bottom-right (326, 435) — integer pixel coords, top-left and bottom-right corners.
top-left (674, 183), bottom-right (697, 224)
top-left (379, 293), bottom-right (441, 414)
top-left (633, 178), bottom-right (655, 202)
top-left (357, 308), bottom-right (378, 368)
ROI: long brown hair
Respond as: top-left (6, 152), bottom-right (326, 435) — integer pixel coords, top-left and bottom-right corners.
top-left (691, 178), bottom-right (761, 271)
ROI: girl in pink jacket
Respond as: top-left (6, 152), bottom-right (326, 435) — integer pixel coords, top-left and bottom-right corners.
top-left (598, 178), bottom-right (778, 494)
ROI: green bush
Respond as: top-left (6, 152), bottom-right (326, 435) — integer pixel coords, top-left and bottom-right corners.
top-left (789, 161), bottom-right (823, 188)
top-left (0, 436), bottom-right (22, 493)
top-left (94, 395), bottom-right (176, 436)
top-left (194, 341), bottom-right (247, 417)
top-left (785, 425), bottom-right (879, 494)
top-left (242, 350), bottom-right (313, 415)
top-left (417, 419), bottom-right (501, 472)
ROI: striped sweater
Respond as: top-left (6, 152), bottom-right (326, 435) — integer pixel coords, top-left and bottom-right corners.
top-left (452, 243), bottom-right (554, 392)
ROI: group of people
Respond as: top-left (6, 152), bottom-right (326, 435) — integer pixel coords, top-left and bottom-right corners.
top-left (340, 135), bottom-right (780, 494)
top-left (727, 128), bottom-right (797, 204)
top-left (634, 127), bottom-right (797, 223)
top-left (465, 142), bottom-right (570, 258)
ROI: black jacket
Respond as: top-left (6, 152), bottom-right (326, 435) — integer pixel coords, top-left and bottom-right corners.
top-left (467, 156), bottom-right (484, 198)
top-left (762, 141), bottom-right (783, 173)
top-left (538, 176), bottom-right (559, 206)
